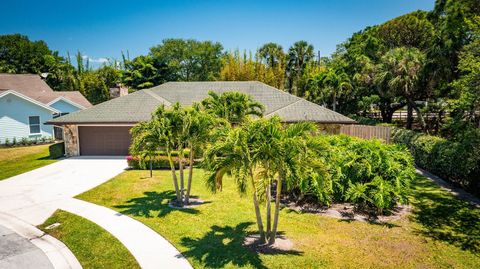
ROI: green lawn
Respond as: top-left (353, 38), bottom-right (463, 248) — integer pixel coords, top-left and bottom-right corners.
top-left (0, 145), bottom-right (57, 180)
top-left (78, 169), bottom-right (480, 269)
top-left (38, 210), bottom-right (140, 269)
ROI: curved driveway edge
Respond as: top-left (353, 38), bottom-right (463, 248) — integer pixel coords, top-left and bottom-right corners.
top-left (61, 198), bottom-right (193, 269)
top-left (0, 156), bottom-right (128, 225)
top-left (0, 212), bottom-right (81, 269)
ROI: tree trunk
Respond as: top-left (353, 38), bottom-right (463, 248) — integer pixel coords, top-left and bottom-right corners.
top-left (185, 148), bottom-right (194, 204)
top-left (380, 107), bottom-right (393, 123)
top-left (179, 150), bottom-right (185, 203)
top-left (379, 99), bottom-right (406, 123)
top-left (407, 101), bottom-right (414, 130)
top-left (167, 152), bottom-right (182, 206)
top-left (250, 172), bottom-right (266, 243)
top-left (149, 158), bottom-right (152, 178)
top-left (265, 182), bottom-right (272, 241)
top-left (269, 177), bottom-right (283, 245)
top-left (332, 92), bottom-right (337, 112)
top-left (413, 104), bottom-right (426, 131)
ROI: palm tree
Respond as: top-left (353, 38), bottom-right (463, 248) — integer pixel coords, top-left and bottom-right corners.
top-left (129, 121), bottom-right (159, 177)
top-left (204, 121), bottom-right (267, 242)
top-left (151, 103), bottom-right (186, 205)
top-left (317, 69), bottom-right (353, 112)
top-left (204, 116), bottom-right (316, 245)
top-left (376, 47), bottom-right (426, 129)
top-left (201, 91), bottom-right (264, 125)
top-left (183, 103), bottom-right (221, 204)
top-left (258, 43), bottom-right (285, 69)
top-left (131, 102), bottom-right (218, 207)
top-left (268, 122), bottom-right (316, 244)
top-left (286, 41), bottom-right (315, 94)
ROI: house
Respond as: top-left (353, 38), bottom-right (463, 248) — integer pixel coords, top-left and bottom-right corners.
top-left (48, 81), bottom-right (356, 156)
top-left (0, 74), bottom-right (92, 144)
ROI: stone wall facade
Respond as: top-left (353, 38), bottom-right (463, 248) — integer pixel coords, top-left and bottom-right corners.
top-left (63, 124), bottom-right (79, 156)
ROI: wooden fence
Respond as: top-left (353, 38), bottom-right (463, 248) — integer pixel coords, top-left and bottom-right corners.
top-left (339, 125), bottom-right (391, 143)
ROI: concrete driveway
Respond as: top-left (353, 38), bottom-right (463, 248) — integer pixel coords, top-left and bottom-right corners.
top-left (0, 156), bottom-right (127, 225)
top-left (0, 156), bottom-right (192, 269)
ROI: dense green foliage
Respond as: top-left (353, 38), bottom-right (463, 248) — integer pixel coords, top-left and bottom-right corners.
top-left (201, 91), bottom-right (264, 125)
top-left (48, 142), bottom-right (65, 159)
top-left (0, 34), bottom-right (58, 74)
top-left (204, 113), bottom-right (415, 237)
top-left (298, 135), bottom-right (415, 212)
top-left (122, 39), bottom-right (224, 89)
top-left (392, 128), bottom-right (480, 194)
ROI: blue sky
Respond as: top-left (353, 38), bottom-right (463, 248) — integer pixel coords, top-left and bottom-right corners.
top-left (1, 0), bottom-right (434, 65)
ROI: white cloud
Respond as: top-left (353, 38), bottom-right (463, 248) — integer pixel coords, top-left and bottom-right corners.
top-left (80, 54), bottom-right (109, 64)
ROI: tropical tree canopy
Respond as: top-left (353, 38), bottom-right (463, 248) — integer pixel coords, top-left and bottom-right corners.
top-left (201, 91), bottom-right (265, 125)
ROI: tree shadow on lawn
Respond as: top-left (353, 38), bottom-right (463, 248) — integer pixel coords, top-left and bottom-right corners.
top-left (410, 175), bottom-right (480, 253)
top-left (179, 222), bottom-right (302, 269)
top-left (114, 191), bottom-right (199, 218)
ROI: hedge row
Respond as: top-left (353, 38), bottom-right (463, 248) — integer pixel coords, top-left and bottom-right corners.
top-left (127, 155), bottom-right (191, 169)
top-left (49, 142), bottom-right (65, 159)
top-left (392, 128), bottom-right (480, 194)
top-left (301, 135), bottom-right (415, 212)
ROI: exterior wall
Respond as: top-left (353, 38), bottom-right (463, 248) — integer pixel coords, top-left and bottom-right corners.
top-left (317, 123), bottom-right (342, 134)
top-left (0, 93), bottom-right (54, 144)
top-left (49, 99), bottom-right (81, 113)
top-left (63, 124), bottom-right (79, 156)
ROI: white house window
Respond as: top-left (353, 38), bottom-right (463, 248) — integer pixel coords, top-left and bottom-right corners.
top-left (29, 116), bottom-right (41, 134)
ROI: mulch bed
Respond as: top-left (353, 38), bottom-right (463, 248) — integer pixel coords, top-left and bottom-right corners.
top-left (285, 200), bottom-right (410, 223)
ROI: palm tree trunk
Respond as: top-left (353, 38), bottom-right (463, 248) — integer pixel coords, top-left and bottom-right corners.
top-left (250, 172), bottom-right (266, 243)
top-left (185, 147), bottom-right (194, 204)
top-left (179, 150), bottom-right (185, 203)
top-left (167, 152), bottom-right (182, 205)
top-left (265, 182), bottom-right (272, 241)
top-left (149, 158), bottom-right (153, 178)
top-left (269, 177), bottom-right (282, 245)
top-left (332, 92), bottom-right (337, 112)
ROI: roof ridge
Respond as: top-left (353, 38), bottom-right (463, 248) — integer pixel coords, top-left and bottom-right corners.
top-left (265, 99), bottom-right (303, 117)
top-left (143, 88), bottom-right (172, 106)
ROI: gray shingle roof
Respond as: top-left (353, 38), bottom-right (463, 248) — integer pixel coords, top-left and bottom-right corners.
top-left (48, 81), bottom-right (355, 124)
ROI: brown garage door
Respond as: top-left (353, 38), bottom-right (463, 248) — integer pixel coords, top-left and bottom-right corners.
top-left (79, 126), bottom-right (132, 156)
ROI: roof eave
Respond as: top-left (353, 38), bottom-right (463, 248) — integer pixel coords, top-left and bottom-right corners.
top-left (47, 96), bottom-right (87, 110)
top-left (45, 121), bottom-right (140, 125)
top-left (282, 120), bottom-right (357, 124)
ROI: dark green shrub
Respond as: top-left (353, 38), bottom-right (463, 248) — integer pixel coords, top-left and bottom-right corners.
top-left (299, 134), bottom-right (415, 213)
top-left (392, 128), bottom-right (480, 194)
top-left (49, 142), bottom-right (65, 159)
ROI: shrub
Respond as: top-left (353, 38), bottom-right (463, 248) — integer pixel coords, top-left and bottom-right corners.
top-left (127, 155), bottom-right (191, 169)
top-left (49, 142), bottom-right (65, 159)
top-left (392, 128), bottom-right (480, 194)
top-left (298, 134), bottom-right (415, 213)
top-left (20, 137), bottom-right (28, 145)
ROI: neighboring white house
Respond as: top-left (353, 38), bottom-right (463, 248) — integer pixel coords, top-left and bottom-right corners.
top-left (0, 74), bottom-right (92, 144)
